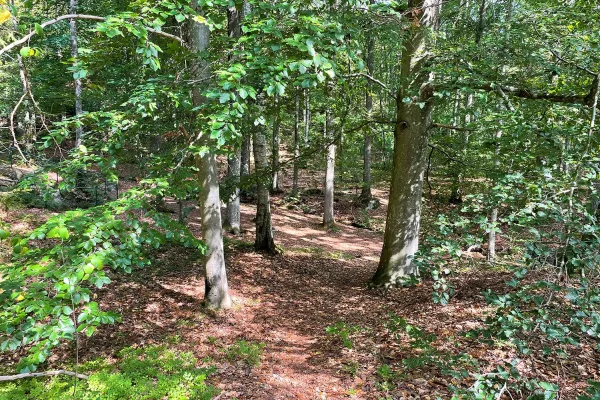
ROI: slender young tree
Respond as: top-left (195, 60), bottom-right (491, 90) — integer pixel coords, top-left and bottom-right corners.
top-left (323, 107), bottom-right (336, 227)
top-left (271, 94), bottom-right (281, 193)
top-left (224, 4), bottom-right (243, 235)
top-left (69, 0), bottom-right (83, 148)
top-left (371, 0), bottom-right (442, 286)
top-left (188, 3), bottom-right (231, 309)
top-left (303, 89), bottom-right (310, 143)
top-left (359, 34), bottom-right (375, 203)
top-left (253, 104), bottom-right (276, 253)
top-left (292, 92), bottom-right (300, 196)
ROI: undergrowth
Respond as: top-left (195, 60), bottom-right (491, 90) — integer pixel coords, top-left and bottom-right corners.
top-left (0, 345), bottom-right (218, 400)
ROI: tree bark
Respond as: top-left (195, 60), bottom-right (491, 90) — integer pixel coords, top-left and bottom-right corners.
top-left (69, 0), bottom-right (84, 148)
top-left (304, 89), bottom-right (310, 143)
top-left (360, 35), bottom-right (375, 203)
top-left (224, 4), bottom-right (243, 235)
top-left (292, 92), bottom-right (301, 196)
top-left (371, 0), bottom-right (441, 287)
top-left (241, 132), bottom-right (251, 177)
top-left (253, 116), bottom-right (276, 253)
top-left (225, 151), bottom-right (241, 235)
top-left (449, 89), bottom-right (463, 203)
top-left (271, 95), bottom-right (281, 193)
top-left (188, 2), bottom-right (231, 309)
top-left (323, 109), bottom-right (336, 227)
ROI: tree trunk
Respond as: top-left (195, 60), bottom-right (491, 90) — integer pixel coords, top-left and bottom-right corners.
top-left (188, 2), bottom-right (231, 309)
top-left (225, 151), bottom-right (241, 235)
top-left (449, 89), bottom-right (463, 203)
top-left (253, 117), bottom-right (276, 253)
top-left (241, 132), bottom-right (251, 177)
top-left (303, 89), bottom-right (310, 143)
top-left (69, 0), bottom-right (84, 148)
top-left (271, 95), bottom-right (281, 193)
top-left (360, 35), bottom-right (375, 203)
top-left (224, 4), bottom-right (243, 235)
top-left (323, 109), bottom-right (335, 227)
top-left (292, 92), bottom-right (300, 196)
top-left (371, 0), bottom-right (441, 287)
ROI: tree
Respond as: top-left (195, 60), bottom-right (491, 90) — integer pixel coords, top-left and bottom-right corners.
top-left (187, 3), bottom-right (231, 310)
top-left (253, 101), bottom-right (276, 253)
top-left (224, 3), bottom-right (243, 235)
top-left (323, 104), bottom-right (336, 227)
top-left (371, 0), bottom-right (442, 286)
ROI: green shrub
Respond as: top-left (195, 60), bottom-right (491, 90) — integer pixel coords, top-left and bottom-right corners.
top-left (225, 340), bottom-right (264, 367)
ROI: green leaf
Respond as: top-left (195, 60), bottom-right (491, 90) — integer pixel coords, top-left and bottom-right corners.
top-left (58, 226), bottom-right (70, 240)
top-left (219, 93), bottom-right (230, 103)
top-left (19, 46), bottom-right (33, 58)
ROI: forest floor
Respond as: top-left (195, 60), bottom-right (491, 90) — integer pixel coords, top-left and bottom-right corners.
top-left (1, 172), bottom-right (598, 399)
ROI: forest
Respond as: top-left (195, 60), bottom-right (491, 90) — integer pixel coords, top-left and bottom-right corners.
top-left (0, 0), bottom-right (599, 398)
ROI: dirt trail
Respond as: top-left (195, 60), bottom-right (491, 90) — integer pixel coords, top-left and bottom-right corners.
top-left (75, 190), bottom-right (516, 400)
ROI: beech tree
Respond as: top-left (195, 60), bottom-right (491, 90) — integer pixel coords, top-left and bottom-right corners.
top-left (187, 3), bottom-right (231, 310)
top-left (371, 0), bottom-right (442, 286)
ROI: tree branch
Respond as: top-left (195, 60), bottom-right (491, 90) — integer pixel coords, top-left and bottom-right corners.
top-left (0, 370), bottom-right (89, 381)
top-left (0, 14), bottom-right (184, 57)
top-left (343, 73), bottom-right (396, 99)
top-left (430, 122), bottom-right (475, 131)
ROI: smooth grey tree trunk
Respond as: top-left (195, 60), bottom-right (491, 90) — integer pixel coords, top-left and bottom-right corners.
top-left (323, 109), bottom-right (336, 227)
top-left (271, 95), bottom-right (281, 193)
top-left (224, 4), bottom-right (243, 235)
top-left (188, 2), bottom-right (231, 309)
top-left (292, 93), bottom-right (300, 196)
top-left (360, 35), bottom-right (375, 203)
top-left (241, 132), bottom-right (251, 177)
top-left (225, 151), bottom-right (241, 235)
top-left (69, 0), bottom-right (84, 148)
top-left (253, 118), bottom-right (276, 253)
top-left (371, 0), bottom-right (441, 287)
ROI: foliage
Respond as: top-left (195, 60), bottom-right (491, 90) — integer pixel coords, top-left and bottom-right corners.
top-left (225, 340), bottom-right (264, 367)
top-left (0, 188), bottom-right (203, 372)
top-left (0, 344), bottom-right (218, 399)
top-left (325, 321), bottom-right (363, 349)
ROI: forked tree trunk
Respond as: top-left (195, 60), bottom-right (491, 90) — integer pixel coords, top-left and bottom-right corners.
top-left (272, 95), bottom-right (281, 193)
top-left (323, 110), bottom-right (335, 227)
top-left (292, 93), bottom-right (300, 196)
top-left (69, 0), bottom-right (84, 148)
top-left (371, 0), bottom-right (441, 287)
top-left (360, 35), bottom-right (375, 203)
top-left (253, 120), bottom-right (276, 253)
top-left (188, 2), bottom-right (231, 309)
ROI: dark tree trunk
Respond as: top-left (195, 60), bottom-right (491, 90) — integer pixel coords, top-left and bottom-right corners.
top-left (253, 118), bottom-right (276, 253)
